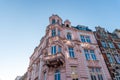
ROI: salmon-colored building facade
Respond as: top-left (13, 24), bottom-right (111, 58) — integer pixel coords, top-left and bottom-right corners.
top-left (27, 15), bottom-right (111, 80)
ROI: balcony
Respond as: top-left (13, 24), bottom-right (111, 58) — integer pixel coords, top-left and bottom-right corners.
top-left (43, 52), bottom-right (65, 67)
top-left (87, 60), bottom-right (100, 67)
top-left (47, 36), bottom-right (62, 44)
top-left (81, 42), bottom-right (91, 49)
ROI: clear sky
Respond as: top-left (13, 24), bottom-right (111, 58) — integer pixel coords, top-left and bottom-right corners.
top-left (0, 0), bottom-right (120, 80)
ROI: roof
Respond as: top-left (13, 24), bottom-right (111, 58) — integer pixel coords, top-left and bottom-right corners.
top-left (73, 25), bottom-right (92, 31)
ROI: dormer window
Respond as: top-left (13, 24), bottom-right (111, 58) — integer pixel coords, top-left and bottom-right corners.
top-left (49, 15), bottom-right (62, 25)
top-left (66, 24), bottom-right (69, 27)
top-left (67, 33), bottom-right (72, 40)
top-left (64, 20), bottom-right (71, 28)
top-left (52, 19), bottom-right (56, 24)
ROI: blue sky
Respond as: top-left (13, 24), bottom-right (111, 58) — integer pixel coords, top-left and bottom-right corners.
top-left (0, 0), bottom-right (120, 80)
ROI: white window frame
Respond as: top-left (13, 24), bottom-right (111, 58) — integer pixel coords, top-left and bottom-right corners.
top-left (68, 47), bottom-right (75, 58)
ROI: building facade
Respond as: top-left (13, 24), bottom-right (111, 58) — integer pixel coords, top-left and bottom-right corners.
top-left (27, 15), bottom-right (111, 80)
top-left (94, 27), bottom-right (120, 80)
top-left (114, 29), bottom-right (120, 38)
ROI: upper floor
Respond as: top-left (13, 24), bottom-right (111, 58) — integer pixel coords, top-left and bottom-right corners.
top-left (28, 14), bottom-right (99, 68)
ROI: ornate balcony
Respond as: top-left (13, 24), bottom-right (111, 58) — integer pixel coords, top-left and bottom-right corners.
top-left (43, 52), bottom-right (65, 67)
top-left (81, 42), bottom-right (91, 49)
top-left (87, 60), bottom-right (100, 67)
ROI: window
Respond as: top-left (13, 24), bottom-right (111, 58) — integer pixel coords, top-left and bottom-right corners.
top-left (80, 35), bottom-right (91, 43)
top-left (86, 36), bottom-right (91, 43)
top-left (118, 43), bottom-right (120, 49)
top-left (91, 75), bottom-right (97, 80)
top-left (114, 54), bottom-right (120, 64)
top-left (84, 49), bottom-right (90, 60)
top-left (66, 24), bottom-right (69, 27)
top-left (44, 72), bottom-right (47, 80)
top-left (67, 33), bottom-right (72, 40)
top-left (52, 19), bottom-right (56, 24)
top-left (52, 29), bottom-right (56, 37)
top-left (98, 74), bottom-right (103, 80)
top-left (89, 68), bottom-right (103, 80)
top-left (108, 42), bottom-right (115, 48)
top-left (51, 45), bottom-right (62, 54)
top-left (71, 66), bottom-right (78, 80)
top-left (107, 53), bottom-right (114, 63)
top-left (90, 50), bottom-right (97, 60)
top-left (55, 70), bottom-right (60, 80)
top-left (116, 72), bottom-right (120, 80)
top-left (51, 46), bottom-right (56, 55)
top-left (80, 35), bottom-right (86, 42)
top-left (58, 30), bottom-right (60, 36)
top-left (101, 41), bottom-right (107, 48)
top-left (84, 49), bottom-right (97, 60)
top-left (58, 46), bottom-right (61, 53)
top-left (68, 47), bottom-right (75, 58)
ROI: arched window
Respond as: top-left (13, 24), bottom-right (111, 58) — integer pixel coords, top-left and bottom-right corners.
top-left (52, 19), bottom-right (56, 24)
top-left (67, 33), bottom-right (72, 40)
top-left (66, 24), bottom-right (69, 27)
top-left (55, 70), bottom-right (60, 80)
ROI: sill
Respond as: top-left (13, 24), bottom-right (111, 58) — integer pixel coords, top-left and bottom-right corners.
top-left (86, 60), bottom-right (99, 62)
top-left (69, 57), bottom-right (77, 59)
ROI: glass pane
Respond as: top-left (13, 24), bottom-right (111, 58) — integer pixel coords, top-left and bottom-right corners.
top-left (86, 36), bottom-right (91, 43)
top-left (52, 19), bottom-right (56, 24)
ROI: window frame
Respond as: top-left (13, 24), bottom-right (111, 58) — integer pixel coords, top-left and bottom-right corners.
top-left (67, 33), bottom-right (72, 40)
top-left (89, 67), bottom-right (103, 80)
top-left (52, 29), bottom-right (56, 37)
top-left (51, 46), bottom-right (56, 55)
top-left (58, 29), bottom-right (61, 36)
top-left (84, 49), bottom-right (90, 60)
top-left (80, 35), bottom-right (86, 42)
top-left (108, 42), bottom-right (115, 48)
top-left (44, 72), bottom-right (47, 80)
top-left (68, 47), bottom-right (75, 58)
top-left (52, 19), bottom-right (56, 24)
top-left (80, 35), bottom-right (91, 43)
top-left (107, 53), bottom-right (114, 63)
top-left (86, 36), bottom-right (91, 43)
top-left (101, 41), bottom-right (107, 48)
top-left (90, 50), bottom-right (97, 60)
top-left (55, 70), bottom-right (60, 80)
top-left (114, 54), bottom-right (120, 64)
top-left (58, 46), bottom-right (62, 53)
